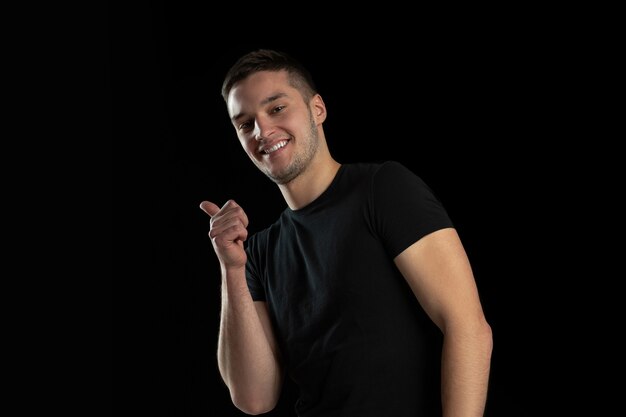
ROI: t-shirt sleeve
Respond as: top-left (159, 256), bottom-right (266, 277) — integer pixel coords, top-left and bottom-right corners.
top-left (370, 161), bottom-right (454, 258)
top-left (245, 236), bottom-right (267, 302)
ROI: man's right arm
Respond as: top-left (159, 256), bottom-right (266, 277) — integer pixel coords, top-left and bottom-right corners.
top-left (200, 200), bottom-right (283, 415)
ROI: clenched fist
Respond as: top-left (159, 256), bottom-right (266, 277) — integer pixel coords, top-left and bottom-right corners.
top-left (200, 200), bottom-right (249, 270)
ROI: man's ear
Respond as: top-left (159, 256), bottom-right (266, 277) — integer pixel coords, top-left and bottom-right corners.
top-left (311, 94), bottom-right (327, 124)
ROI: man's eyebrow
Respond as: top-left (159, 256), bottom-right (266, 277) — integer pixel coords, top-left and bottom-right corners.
top-left (231, 93), bottom-right (288, 122)
top-left (261, 93), bottom-right (287, 106)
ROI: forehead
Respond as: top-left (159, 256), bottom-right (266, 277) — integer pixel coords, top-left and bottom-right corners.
top-left (227, 70), bottom-right (299, 117)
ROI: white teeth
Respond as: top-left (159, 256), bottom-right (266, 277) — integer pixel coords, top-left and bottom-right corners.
top-left (264, 140), bottom-right (288, 154)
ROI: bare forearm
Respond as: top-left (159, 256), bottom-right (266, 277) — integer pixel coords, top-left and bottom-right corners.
top-left (217, 267), bottom-right (282, 413)
top-left (441, 321), bottom-right (493, 417)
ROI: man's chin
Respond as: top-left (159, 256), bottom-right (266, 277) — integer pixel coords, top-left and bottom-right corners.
top-left (265, 168), bottom-right (298, 185)
top-left (267, 174), bottom-right (291, 185)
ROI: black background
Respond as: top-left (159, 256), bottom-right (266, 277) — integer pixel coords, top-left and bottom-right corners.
top-left (111, 3), bottom-right (607, 416)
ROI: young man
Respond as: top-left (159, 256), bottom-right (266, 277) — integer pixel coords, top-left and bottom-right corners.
top-left (200, 49), bottom-right (493, 416)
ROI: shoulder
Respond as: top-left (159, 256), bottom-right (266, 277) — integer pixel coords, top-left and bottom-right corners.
top-left (338, 160), bottom-right (427, 195)
top-left (369, 160), bottom-right (427, 188)
top-left (376, 160), bottom-right (417, 176)
top-left (369, 160), bottom-right (446, 211)
top-left (341, 160), bottom-right (410, 180)
top-left (343, 160), bottom-right (417, 178)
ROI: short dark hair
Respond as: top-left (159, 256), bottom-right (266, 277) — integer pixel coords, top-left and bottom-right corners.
top-left (221, 49), bottom-right (318, 102)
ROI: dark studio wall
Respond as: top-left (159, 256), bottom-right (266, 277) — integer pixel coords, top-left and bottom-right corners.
top-left (111, 4), bottom-right (600, 416)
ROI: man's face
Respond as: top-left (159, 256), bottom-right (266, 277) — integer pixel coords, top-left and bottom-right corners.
top-left (227, 70), bottom-right (320, 185)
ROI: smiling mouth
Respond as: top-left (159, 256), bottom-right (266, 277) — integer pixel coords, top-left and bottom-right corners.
top-left (261, 140), bottom-right (289, 155)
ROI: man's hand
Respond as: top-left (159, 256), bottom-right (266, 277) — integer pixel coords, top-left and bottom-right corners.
top-left (200, 200), bottom-right (249, 270)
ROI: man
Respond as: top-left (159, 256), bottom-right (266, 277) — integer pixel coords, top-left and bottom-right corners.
top-left (200, 49), bottom-right (492, 416)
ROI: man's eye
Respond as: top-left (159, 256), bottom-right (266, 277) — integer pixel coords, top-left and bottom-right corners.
top-left (238, 122), bottom-right (252, 130)
top-left (272, 105), bottom-right (285, 113)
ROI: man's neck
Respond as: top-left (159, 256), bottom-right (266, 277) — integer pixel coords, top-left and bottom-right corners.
top-left (278, 157), bottom-right (341, 211)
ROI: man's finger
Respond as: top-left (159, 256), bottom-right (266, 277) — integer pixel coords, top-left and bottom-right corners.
top-left (199, 201), bottom-right (220, 217)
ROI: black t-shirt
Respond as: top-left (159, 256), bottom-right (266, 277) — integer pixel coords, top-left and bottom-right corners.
top-left (245, 161), bottom-right (454, 416)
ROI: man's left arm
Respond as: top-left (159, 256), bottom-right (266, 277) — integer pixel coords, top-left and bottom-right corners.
top-left (394, 227), bottom-right (493, 417)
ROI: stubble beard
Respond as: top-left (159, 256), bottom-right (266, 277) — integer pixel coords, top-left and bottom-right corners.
top-left (262, 112), bottom-right (319, 185)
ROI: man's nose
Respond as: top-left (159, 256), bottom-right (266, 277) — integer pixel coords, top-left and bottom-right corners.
top-left (253, 118), bottom-right (275, 141)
